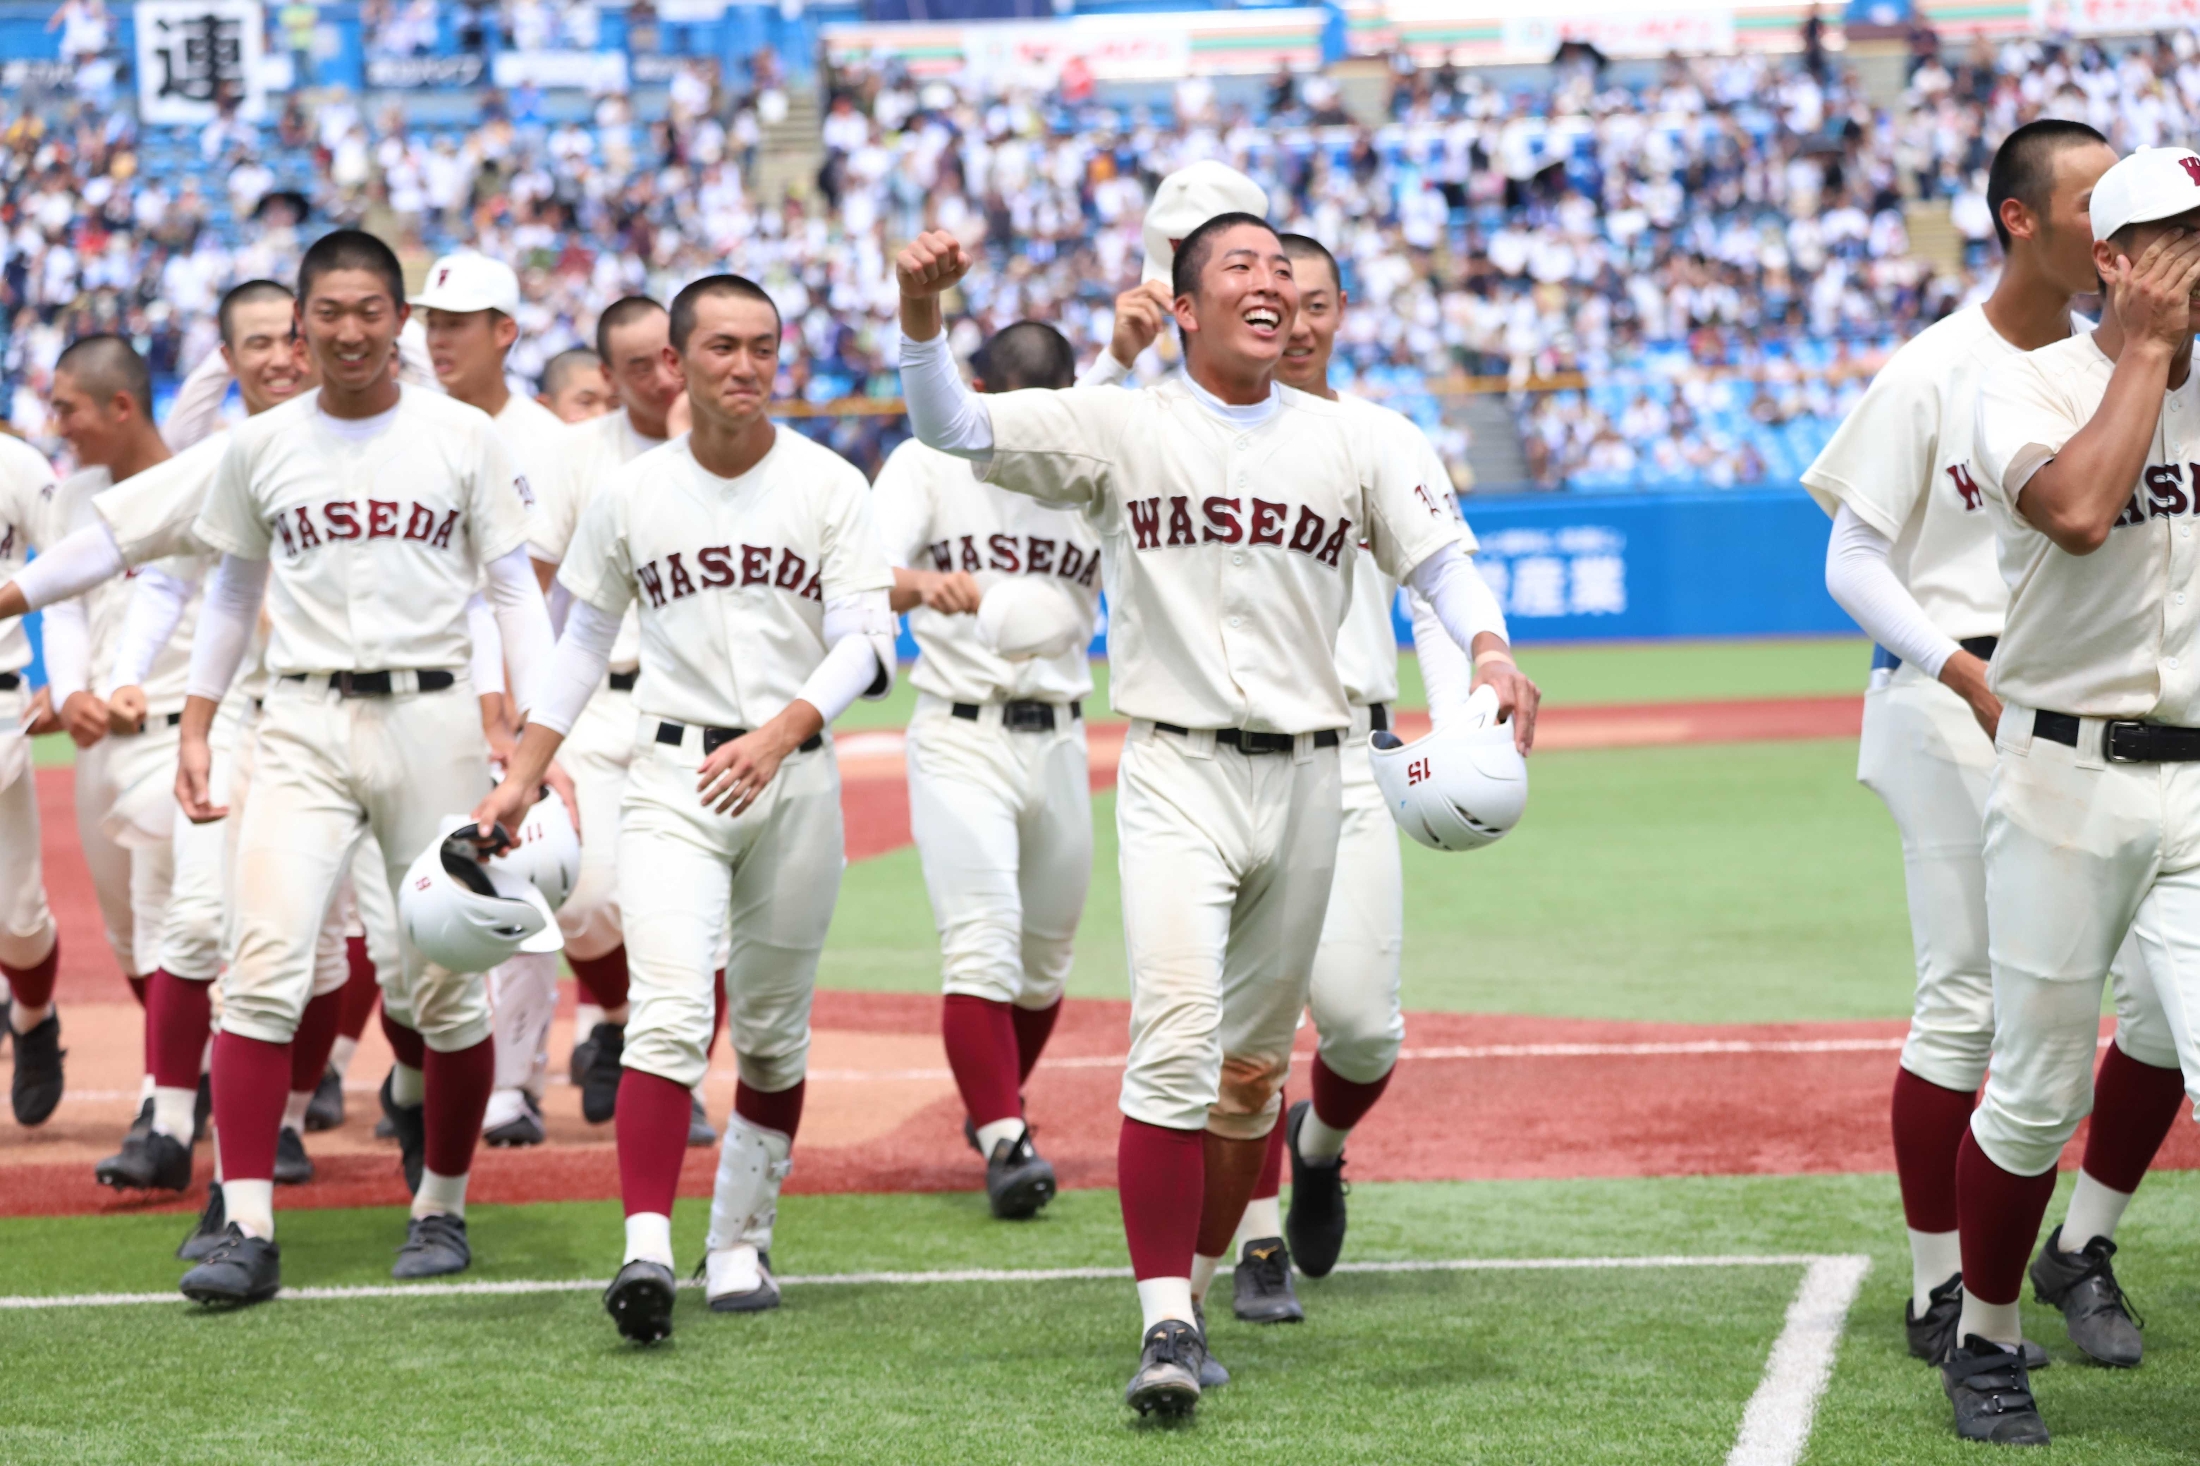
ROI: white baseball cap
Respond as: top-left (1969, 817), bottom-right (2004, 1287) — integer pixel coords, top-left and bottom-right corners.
top-left (1142, 161), bottom-right (1270, 287)
top-left (412, 252), bottom-right (521, 316)
top-left (2090, 147), bottom-right (2200, 242)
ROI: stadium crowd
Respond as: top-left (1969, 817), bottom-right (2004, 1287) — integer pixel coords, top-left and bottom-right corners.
top-left (5, 21), bottom-right (2199, 486)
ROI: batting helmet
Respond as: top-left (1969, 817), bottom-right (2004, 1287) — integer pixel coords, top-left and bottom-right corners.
top-left (490, 786), bottom-right (580, 912)
top-left (398, 815), bottom-right (560, 972)
top-left (1368, 687), bottom-right (1528, 851)
top-left (976, 576), bottom-right (1090, 663)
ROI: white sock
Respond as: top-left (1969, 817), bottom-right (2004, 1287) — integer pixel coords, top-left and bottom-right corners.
top-left (329, 1034), bottom-right (359, 1079)
top-left (1956, 1292), bottom-right (2022, 1350)
top-left (575, 1002), bottom-right (604, 1036)
top-left (624, 1210), bottom-right (674, 1268)
top-left (280, 1090), bottom-right (312, 1133)
top-left (974, 1116), bottom-right (1025, 1155)
top-left (9, 1001), bottom-right (51, 1033)
top-left (224, 1179), bottom-right (275, 1240)
top-left (1136, 1276), bottom-right (1195, 1333)
top-left (389, 1061), bottom-right (425, 1107)
top-left (413, 1168), bottom-right (469, 1220)
top-left (1235, 1195), bottom-right (1282, 1251)
top-left (2060, 1169), bottom-right (2135, 1252)
top-left (151, 1085), bottom-right (197, 1141)
top-left (1907, 1228), bottom-right (1963, 1315)
top-left (1295, 1107), bottom-right (1351, 1163)
top-left (604, 1004), bottom-right (631, 1025)
top-left (1189, 1252), bottom-right (1224, 1303)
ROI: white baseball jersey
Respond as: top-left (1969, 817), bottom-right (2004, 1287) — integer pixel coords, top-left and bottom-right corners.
top-left (1802, 304), bottom-right (2020, 640)
top-left (982, 379), bottom-right (1456, 733)
top-left (193, 387), bottom-right (533, 676)
top-left (1974, 331), bottom-right (2200, 722)
top-left (528, 407), bottom-right (665, 670)
top-left (872, 438), bottom-right (1098, 705)
top-left (492, 391), bottom-right (569, 520)
top-left (92, 430), bottom-right (230, 565)
top-left (0, 434), bottom-right (61, 675)
top-left (558, 429), bottom-right (894, 731)
top-left (1330, 394), bottom-right (1477, 707)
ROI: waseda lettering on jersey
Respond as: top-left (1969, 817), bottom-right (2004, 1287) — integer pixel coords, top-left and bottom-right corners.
top-left (1128, 495), bottom-right (1352, 568)
top-left (268, 501), bottom-right (459, 556)
top-left (635, 545), bottom-right (824, 608)
top-left (1946, 463), bottom-right (1983, 512)
top-left (2113, 463), bottom-right (2200, 528)
top-left (925, 534), bottom-right (1100, 588)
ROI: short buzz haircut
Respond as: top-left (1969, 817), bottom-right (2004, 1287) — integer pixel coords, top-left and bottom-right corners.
top-left (1278, 232), bottom-right (1341, 292)
top-left (1987, 118), bottom-right (2110, 251)
top-left (217, 280), bottom-right (296, 348)
top-left (54, 334), bottom-right (152, 417)
top-left (971, 321), bottom-right (1075, 393)
top-left (668, 274), bottom-right (782, 354)
top-left (595, 295), bottom-right (667, 363)
top-left (539, 346), bottom-right (604, 398)
top-left (1170, 211), bottom-right (1281, 300)
top-left (297, 229), bottom-right (406, 308)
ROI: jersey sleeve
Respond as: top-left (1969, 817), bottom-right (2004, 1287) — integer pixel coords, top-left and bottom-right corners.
top-left (189, 434), bottom-right (271, 560)
top-left (1357, 414), bottom-right (1462, 582)
top-left (819, 462), bottom-right (897, 602)
top-left (1800, 354), bottom-right (1939, 539)
top-left (868, 441), bottom-right (934, 570)
top-left (553, 474), bottom-right (636, 617)
top-left (526, 444), bottom-right (582, 564)
top-left (978, 385), bottom-right (1134, 508)
top-left (1973, 355), bottom-right (2083, 509)
top-left (1412, 422), bottom-right (1476, 554)
top-left (465, 420), bottom-right (535, 565)
top-left (94, 436), bottom-right (220, 565)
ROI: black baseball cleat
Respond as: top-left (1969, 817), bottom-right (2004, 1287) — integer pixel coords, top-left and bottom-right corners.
top-left (126, 1096), bottom-right (153, 1140)
top-left (274, 1126), bottom-right (315, 1186)
top-left (179, 1225), bottom-right (282, 1307)
top-left (962, 1115), bottom-right (983, 1155)
top-left (687, 1094), bottom-right (716, 1148)
top-left (304, 1067), bottom-right (345, 1132)
top-left (1907, 1273), bottom-right (2049, 1368)
top-left (1283, 1100), bottom-right (1348, 1278)
top-left (2030, 1226), bottom-right (2145, 1368)
top-left (177, 1187), bottom-right (228, 1261)
top-left (1942, 1334), bottom-right (2051, 1446)
top-left (1232, 1235), bottom-right (1305, 1323)
top-left (1124, 1320), bottom-right (1205, 1417)
top-left (1191, 1302), bottom-right (1229, 1388)
top-left (579, 1022), bottom-right (624, 1125)
top-left (392, 1213), bottom-right (471, 1279)
top-left (568, 1028), bottom-right (599, 1089)
top-left (484, 1092), bottom-right (546, 1148)
top-left (192, 1074), bottom-right (211, 1146)
top-left (10, 1013), bottom-right (65, 1126)
top-left (984, 1131), bottom-right (1057, 1220)
top-left (95, 1128), bottom-right (192, 1193)
top-left (604, 1258), bottom-right (677, 1344)
top-left (379, 1071), bottom-right (426, 1195)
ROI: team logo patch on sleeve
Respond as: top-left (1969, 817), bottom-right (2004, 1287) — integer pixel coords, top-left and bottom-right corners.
top-left (514, 475), bottom-right (536, 509)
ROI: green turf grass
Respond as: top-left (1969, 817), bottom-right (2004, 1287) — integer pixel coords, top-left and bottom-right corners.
top-left (4, 1169), bottom-right (2194, 1463)
top-left (821, 738), bottom-right (1913, 1024)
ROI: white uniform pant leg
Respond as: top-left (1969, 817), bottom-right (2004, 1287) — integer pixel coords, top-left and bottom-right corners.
top-left (1015, 721), bottom-right (1092, 1010)
top-left (160, 704), bottom-right (243, 981)
top-left (2128, 869), bottom-right (2200, 1116)
top-left (489, 951), bottom-right (560, 1095)
top-left (617, 736), bottom-right (739, 1091)
top-left (555, 682), bottom-right (633, 962)
top-left (722, 746), bottom-right (842, 1095)
top-left (0, 686), bottom-right (54, 970)
top-left (1858, 672), bottom-right (1997, 1093)
top-left (72, 738), bottom-right (141, 976)
top-left (349, 835), bottom-right (399, 992)
top-left (2107, 933), bottom-right (2180, 1070)
top-left (1972, 712), bottom-right (2158, 1177)
top-left (1306, 732), bottom-right (1405, 1086)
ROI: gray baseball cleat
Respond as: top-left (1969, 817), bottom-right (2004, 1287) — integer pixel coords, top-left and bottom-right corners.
top-left (1124, 1320), bottom-right (1205, 1418)
top-left (2030, 1226), bottom-right (2144, 1368)
top-left (180, 1225), bottom-right (282, 1307)
top-left (392, 1213), bottom-right (471, 1279)
top-left (1942, 1334), bottom-right (2050, 1446)
top-left (1232, 1235), bottom-right (1305, 1323)
top-left (1191, 1302), bottom-right (1229, 1388)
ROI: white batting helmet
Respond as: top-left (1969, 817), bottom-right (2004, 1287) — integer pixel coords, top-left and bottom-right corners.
top-left (1368, 687), bottom-right (1528, 851)
top-left (399, 815), bottom-right (560, 972)
top-left (490, 787), bottom-right (580, 913)
top-left (976, 576), bottom-right (1090, 663)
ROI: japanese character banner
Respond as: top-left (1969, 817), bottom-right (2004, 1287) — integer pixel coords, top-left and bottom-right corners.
top-left (135, 0), bottom-right (267, 125)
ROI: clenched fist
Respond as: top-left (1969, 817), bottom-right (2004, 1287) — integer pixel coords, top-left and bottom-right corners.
top-left (897, 230), bottom-right (973, 299)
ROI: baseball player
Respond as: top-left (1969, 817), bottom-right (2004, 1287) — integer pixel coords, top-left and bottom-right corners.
top-left (897, 211), bottom-right (1533, 1414)
top-left (872, 321), bottom-right (1100, 1221)
top-left (1953, 146), bottom-right (2200, 1446)
top-left (474, 273), bottom-right (897, 1342)
top-left (1805, 121), bottom-right (2189, 1383)
top-left (171, 229), bottom-right (555, 1303)
top-left (522, 295), bottom-right (692, 1131)
top-left (538, 347), bottom-right (614, 424)
top-left (0, 428), bottom-right (63, 1127)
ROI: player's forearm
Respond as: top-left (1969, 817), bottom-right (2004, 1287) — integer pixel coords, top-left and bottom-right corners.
top-left (7, 521), bottom-right (126, 615)
top-left (1406, 542), bottom-right (1509, 657)
top-left (900, 291), bottom-right (946, 349)
top-left (500, 719), bottom-right (568, 794)
top-left (104, 565), bottom-right (193, 695)
top-left (162, 347), bottom-right (235, 451)
top-left (1407, 587), bottom-right (1476, 727)
top-left (465, 591), bottom-right (506, 697)
top-left (898, 332), bottom-right (995, 460)
top-left (39, 597), bottom-right (90, 698)
top-left (528, 597), bottom-right (620, 736)
top-left (1823, 504), bottom-right (1961, 676)
top-left (1077, 348), bottom-right (1134, 388)
top-left (484, 546), bottom-right (554, 717)
top-left (178, 692), bottom-right (221, 743)
top-left (2020, 341), bottom-right (2176, 553)
top-left (183, 554), bottom-right (267, 702)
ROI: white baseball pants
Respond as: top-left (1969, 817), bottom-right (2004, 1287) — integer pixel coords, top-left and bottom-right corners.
top-left (554, 678), bottom-right (634, 962)
top-left (1115, 722), bottom-right (1342, 1140)
top-left (906, 694), bottom-right (1089, 1011)
top-left (1306, 713), bottom-right (1406, 1086)
top-left (615, 722), bottom-right (842, 1092)
top-left (221, 676), bottom-right (492, 1052)
top-left (72, 725), bottom-right (178, 979)
top-left (490, 951), bottom-right (560, 1095)
top-left (1972, 705), bottom-right (2199, 1178)
top-left (0, 683), bottom-right (55, 973)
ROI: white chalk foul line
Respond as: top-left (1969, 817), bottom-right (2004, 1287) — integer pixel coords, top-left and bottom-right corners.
top-left (1727, 1253), bottom-right (1873, 1466)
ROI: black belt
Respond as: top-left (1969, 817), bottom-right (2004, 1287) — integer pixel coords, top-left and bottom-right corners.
top-left (2034, 709), bottom-right (2200, 763)
top-left (656, 720), bottom-right (823, 756)
top-left (1154, 723), bottom-right (1340, 754)
top-left (1367, 702), bottom-right (1389, 733)
top-left (0, 672), bottom-right (17, 691)
top-left (1873, 635), bottom-right (1997, 676)
top-left (281, 669), bottom-right (456, 697)
top-left (608, 670), bottom-right (638, 692)
top-left (952, 699), bottom-right (1082, 731)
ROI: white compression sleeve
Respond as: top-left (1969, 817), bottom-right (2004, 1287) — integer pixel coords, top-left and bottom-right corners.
top-left (103, 566), bottom-right (194, 694)
top-left (1405, 540), bottom-right (1510, 657)
top-left (41, 597), bottom-right (90, 699)
top-left (898, 333), bottom-right (995, 459)
top-left (162, 347), bottom-right (235, 451)
top-left (1076, 348), bottom-right (1134, 389)
top-left (531, 598), bottom-right (618, 737)
top-left (12, 521), bottom-right (126, 612)
top-left (464, 592), bottom-right (505, 697)
top-left (1824, 503), bottom-right (1960, 677)
top-left (1407, 586), bottom-right (1477, 729)
top-left (797, 591), bottom-right (894, 724)
top-left (184, 555), bottom-right (268, 702)
top-left (484, 545), bottom-right (555, 718)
